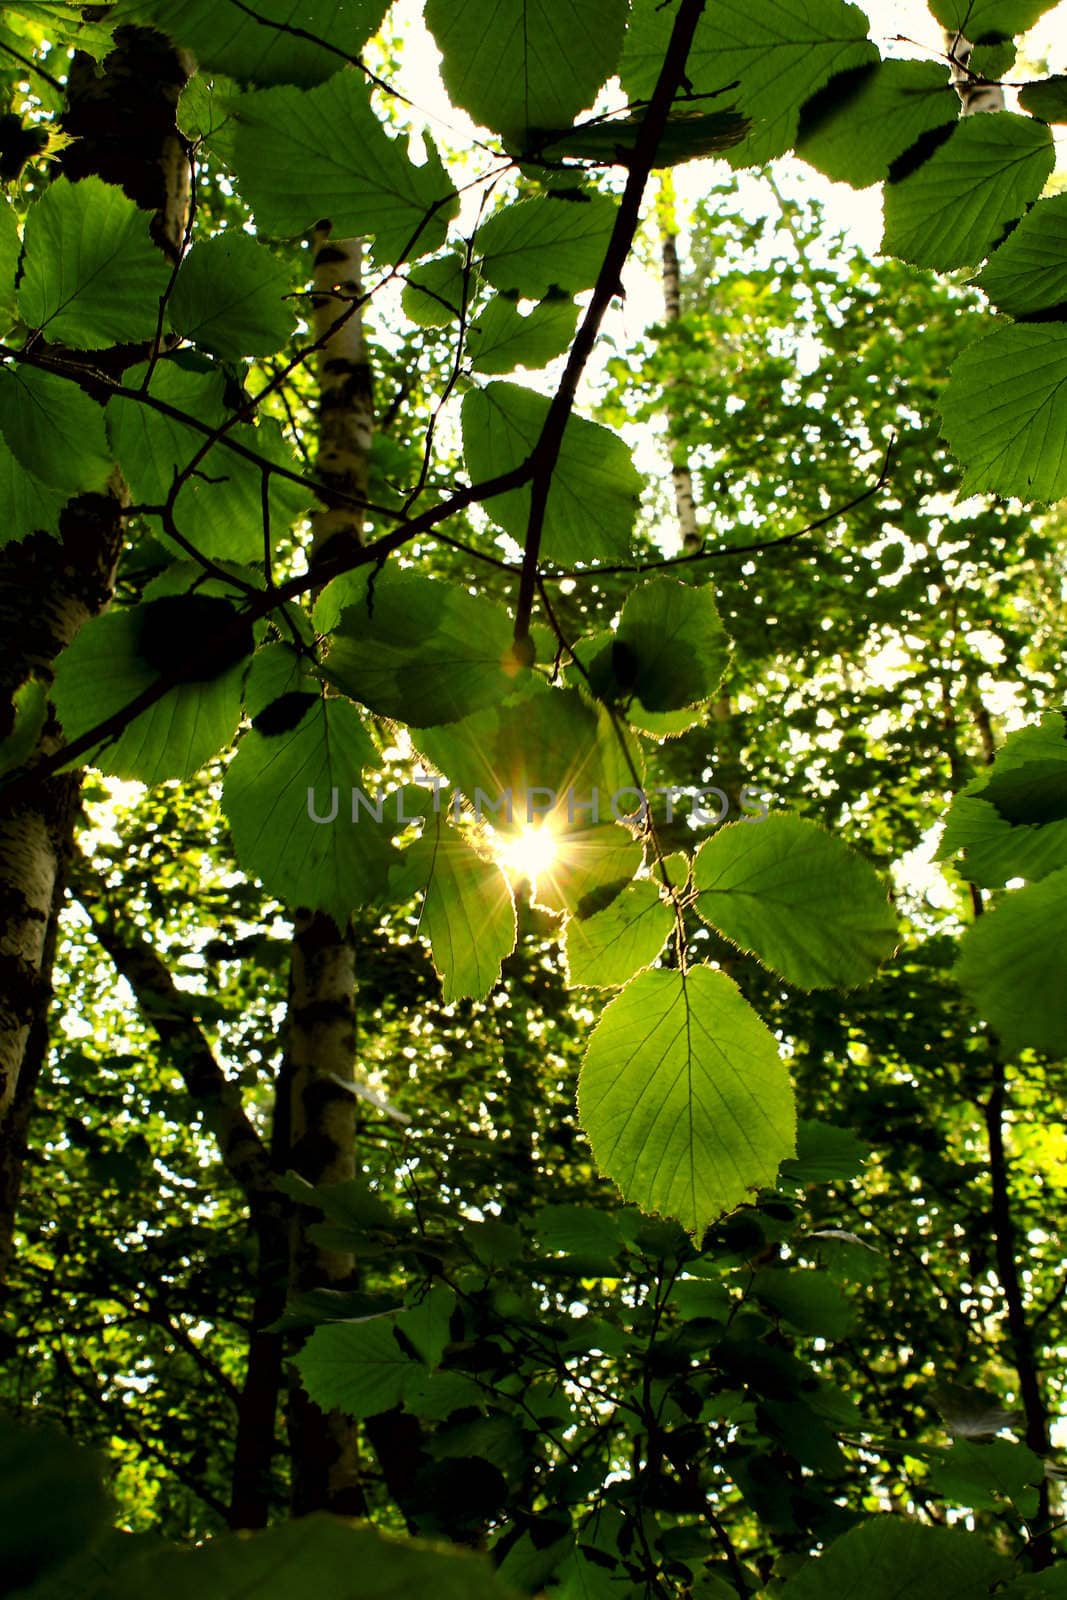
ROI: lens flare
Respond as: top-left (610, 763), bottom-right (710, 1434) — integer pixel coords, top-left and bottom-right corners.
top-left (495, 823), bottom-right (559, 885)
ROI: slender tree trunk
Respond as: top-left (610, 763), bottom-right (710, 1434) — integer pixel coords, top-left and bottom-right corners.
top-left (0, 27), bottom-right (191, 1287)
top-left (657, 179), bottom-right (701, 557)
top-left (285, 227), bottom-right (372, 1518)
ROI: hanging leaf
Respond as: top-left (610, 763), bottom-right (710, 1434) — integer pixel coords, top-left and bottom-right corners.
top-left (577, 965), bottom-right (796, 1234)
top-left (229, 74), bottom-right (458, 262)
top-left (976, 192), bottom-right (1067, 316)
top-left (563, 878), bottom-right (673, 988)
top-left (477, 194), bottom-right (618, 298)
top-left (108, 0), bottom-right (390, 87)
top-left (928, 0), bottom-right (1060, 39)
top-left (51, 596), bottom-right (250, 784)
top-left (97, 1511), bottom-right (515, 1599)
top-left (402, 251), bottom-right (470, 326)
top-left (168, 231), bottom-right (297, 358)
top-left (585, 577), bottom-right (732, 711)
top-left (0, 432), bottom-right (68, 546)
top-left (620, 0), bottom-right (876, 167)
top-left (18, 176), bottom-right (169, 347)
top-left (882, 113), bottom-right (1054, 271)
top-left (797, 60), bottom-right (957, 189)
top-left (222, 695), bottom-right (393, 925)
top-left (955, 864), bottom-right (1067, 1056)
top-left (1019, 76), bottom-right (1067, 122)
top-left (693, 815), bottom-right (897, 989)
top-left (532, 107), bottom-right (752, 167)
top-left (294, 1284), bottom-right (456, 1417)
top-left (940, 323), bottom-right (1067, 504)
top-left (928, 1439), bottom-right (1044, 1517)
top-left (779, 1516), bottom-right (1010, 1598)
top-left (468, 295), bottom-right (579, 375)
top-left (323, 573), bottom-right (521, 726)
top-left (424, 0), bottom-right (629, 143)
top-left (936, 794), bottom-right (1067, 887)
top-left (0, 197), bottom-right (20, 333)
top-left (108, 361), bottom-right (311, 562)
top-left (392, 803), bottom-right (517, 1003)
top-left (0, 364), bottom-right (111, 495)
top-left (461, 382), bottom-right (639, 564)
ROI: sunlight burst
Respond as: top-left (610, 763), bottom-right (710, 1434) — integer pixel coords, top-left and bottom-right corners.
top-left (494, 823), bottom-right (560, 886)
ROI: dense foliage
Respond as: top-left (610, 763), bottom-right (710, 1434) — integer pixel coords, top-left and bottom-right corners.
top-left (1, 0), bottom-right (1067, 1596)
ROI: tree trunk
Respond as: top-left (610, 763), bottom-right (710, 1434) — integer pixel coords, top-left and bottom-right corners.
top-left (0, 27), bottom-right (191, 1287)
top-left (285, 227), bottom-right (372, 1518)
top-left (657, 180), bottom-right (702, 557)
top-left (943, 30), bottom-right (1006, 115)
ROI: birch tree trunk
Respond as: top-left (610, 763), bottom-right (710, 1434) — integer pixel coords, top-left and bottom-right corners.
top-left (0, 26), bottom-right (191, 1287)
top-left (943, 31), bottom-right (1006, 115)
top-left (285, 227), bottom-right (373, 1517)
top-left (657, 179), bottom-right (702, 556)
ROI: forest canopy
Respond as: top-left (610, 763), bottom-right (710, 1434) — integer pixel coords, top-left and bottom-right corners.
top-left (1, 0), bottom-right (1067, 1596)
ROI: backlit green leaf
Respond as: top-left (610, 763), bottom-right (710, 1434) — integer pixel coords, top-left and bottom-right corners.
top-left (0, 196), bottom-right (20, 333)
top-left (0, 364), bottom-right (111, 495)
top-left (693, 815), bottom-right (897, 989)
top-left (477, 194), bottom-right (618, 298)
top-left (577, 965), bottom-right (796, 1233)
top-left (976, 192), bottom-right (1067, 316)
top-left (940, 323), bottom-right (1067, 504)
top-left (955, 864), bottom-right (1067, 1056)
top-left (468, 295), bottom-right (579, 374)
top-left (222, 695), bottom-right (392, 925)
top-left (621, 0), bottom-right (876, 167)
top-left (779, 1516), bottom-right (1010, 1598)
top-left (563, 878), bottom-right (673, 988)
top-left (424, 0), bottom-right (628, 142)
top-left (19, 176), bottom-right (169, 347)
top-left (928, 0), bottom-right (1059, 39)
top-left (168, 231), bottom-right (297, 358)
top-left (882, 112), bottom-right (1054, 270)
top-left (229, 75), bottom-right (458, 262)
top-left (461, 382), bottom-right (639, 564)
top-left (797, 60), bottom-right (957, 188)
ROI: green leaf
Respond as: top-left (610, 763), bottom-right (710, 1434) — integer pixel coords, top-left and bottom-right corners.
top-left (928, 0), bottom-right (1060, 39)
top-left (177, 73), bottom-right (240, 163)
top-left (0, 364), bottom-right (111, 495)
top-left (620, 0), bottom-right (876, 167)
top-left (780, 1119), bottom-right (868, 1184)
top-left (928, 1438), bottom-right (1044, 1517)
top-left (535, 107), bottom-right (752, 167)
top-left (0, 1416), bottom-right (111, 1594)
top-left (402, 251), bottom-right (470, 326)
top-left (394, 810), bottom-right (517, 1003)
top-left (461, 382), bottom-right (639, 563)
top-left (168, 232), bottom-right (296, 358)
top-left (97, 1512), bottom-right (515, 1599)
top-left (0, 678), bottom-right (47, 778)
top-left (229, 76), bottom-right (458, 261)
top-left (424, 0), bottom-right (628, 142)
top-left (797, 60), bottom-right (957, 188)
top-left (976, 191), bottom-right (1067, 316)
top-left (18, 176), bottom-right (169, 347)
top-left (108, 361), bottom-right (311, 562)
top-left (324, 573), bottom-right (520, 726)
top-left (477, 194), bottom-right (618, 298)
top-left (294, 1284), bottom-right (456, 1418)
top-left (778, 1516), bottom-right (1010, 1598)
top-left (222, 695), bottom-right (392, 925)
top-left (468, 294), bottom-right (579, 375)
top-left (940, 323), bottom-right (1067, 504)
top-left (534, 1203), bottom-right (624, 1257)
top-left (751, 1268), bottom-right (854, 1339)
top-left (1019, 75), bottom-right (1067, 122)
top-left (108, 0), bottom-right (389, 87)
top-left (882, 112), bottom-right (1054, 271)
top-left (937, 794), bottom-right (1067, 887)
top-left (51, 600), bottom-right (248, 783)
top-left (0, 431), bottom-right (68, 546)
top-left (955, 864), bottom-right (1067, 1056)
top-left (0, 196), bottom-right (20, 333)
top-left (577, 965), bottom-right (796, 1234)
top-left (693, 815), bottom-right (897, 990)
top-left (563, 878), bottom-right (673, 988)
top-left (592, 577), bottom-right (731, 711)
